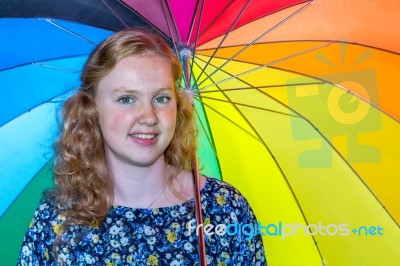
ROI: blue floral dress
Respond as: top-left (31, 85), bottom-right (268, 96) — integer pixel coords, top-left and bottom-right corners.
top-left (18, 177), bottom-right (267, 265)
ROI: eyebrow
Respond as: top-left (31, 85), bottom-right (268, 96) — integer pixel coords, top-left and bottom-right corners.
top-left (111, 87), bottom-right (173, 95)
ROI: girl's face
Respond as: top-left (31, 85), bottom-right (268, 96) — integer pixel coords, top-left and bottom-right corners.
top-left (95, 54), bottom-right (177, 168)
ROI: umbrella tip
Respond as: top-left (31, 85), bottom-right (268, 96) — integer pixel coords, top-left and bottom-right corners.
top-left (178, 46), bottom-right (194, 94)
top-left (184, 88), bottom-right (197, 104)
top-left (179, 46), bottom-right (192, 58)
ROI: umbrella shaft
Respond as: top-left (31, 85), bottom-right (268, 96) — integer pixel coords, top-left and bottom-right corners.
top-left (179, 47), bottom-right (192, 90)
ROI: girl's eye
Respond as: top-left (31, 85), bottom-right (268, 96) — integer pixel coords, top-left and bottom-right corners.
top-left (154, 95), bottom-right (170, 103)
top-left (118, 96), bottom-right (134, 104)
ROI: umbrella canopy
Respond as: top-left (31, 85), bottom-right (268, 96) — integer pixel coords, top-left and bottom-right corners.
top-left (1, 0), bottom-right (399, 265)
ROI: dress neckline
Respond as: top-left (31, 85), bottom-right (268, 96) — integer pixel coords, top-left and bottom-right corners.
top-left (110, 176), bottom-right (212, 211)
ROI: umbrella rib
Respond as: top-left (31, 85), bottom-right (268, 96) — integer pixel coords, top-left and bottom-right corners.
top-left (161, 0), bottom-right (183, 44)
top-left (200, 82), bottom-right (325, 93)
top-left (194, 108), bottom-right (221, 163)
top-left (198, 39), bottom-right (400, 55)
top-left (115, 0), bottom-right (173, 40)
top-left (158, 0), bottom-right (188, 89)
top-left (189, 0), bottom-right (207, 78)
top-left (1, 88), bottom-right (74, 127)
top-left (200, 95), bottom-right (300, 118)
top-left (197, 41), bottom-right (334, 91)
top-left (195, 0), bottom-right (236, 41)
top-left (45, 19), bottom-right (96, 45)
top-left (187, 0), bottom-right (205, 47)
top-left (195, 0), bottom-right (315, 88)
top-left (194, 0), bottom-right (252, 88)
top-left (193, 81), bottom-right (221, 161)
top-left (268, 65), bottom-right (400, 124)
top-left (159, 0), bottom-right (180, 51)
top-left (101, 0), bottom-right (130, 28)
top-left (331, 82), bottom-right (399, 123)
top-left (194, 99), bottom-right (262, 143)
top-left (32, 62), bottom-right (80, 73)
top-left (0, 53), bottom-right (89, 73)
top-left (320, 77), bottom-right (399, 123)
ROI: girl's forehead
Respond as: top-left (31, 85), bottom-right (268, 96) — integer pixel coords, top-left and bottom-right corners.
top-left (96, 55), bottom-right (175, 95)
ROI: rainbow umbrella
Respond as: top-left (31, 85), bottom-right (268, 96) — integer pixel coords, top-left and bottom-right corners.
top-left (1, 0), bottom-right (400, 265)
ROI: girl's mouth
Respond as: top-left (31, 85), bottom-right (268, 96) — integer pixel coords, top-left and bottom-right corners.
top-left (132, 134), bottom-right (156, 139)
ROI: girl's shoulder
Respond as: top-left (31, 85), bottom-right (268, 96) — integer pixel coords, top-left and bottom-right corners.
top-left (30, 197), bottom-right (66, 227)
top-left (201, 176), bottom-right (255, 218)
top-left (203, 176), bottom-right (249, 201)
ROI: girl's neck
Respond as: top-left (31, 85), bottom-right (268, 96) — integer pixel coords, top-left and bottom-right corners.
top-left (108, 155), bottom-right (171, 208)
top-left (106, 154), bottom-right (207, 209)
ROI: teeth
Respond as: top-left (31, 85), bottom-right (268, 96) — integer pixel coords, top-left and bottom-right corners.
top-left (133, 134), bottom-right (156, 139)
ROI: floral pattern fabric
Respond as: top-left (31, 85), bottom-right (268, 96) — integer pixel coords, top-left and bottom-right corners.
top-left (18, 177), bottom-right (267, 265)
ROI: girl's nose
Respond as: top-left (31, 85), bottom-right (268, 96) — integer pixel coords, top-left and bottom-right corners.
top-left (138, 104), bottom-right (159, 126)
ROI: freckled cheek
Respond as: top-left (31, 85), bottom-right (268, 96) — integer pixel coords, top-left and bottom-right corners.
top-left (161, 108), bottom-right (177, 128)
top-left (110, 111), bottom-right (134, 131)
top-left (100, 110), bottom-right (134, 133)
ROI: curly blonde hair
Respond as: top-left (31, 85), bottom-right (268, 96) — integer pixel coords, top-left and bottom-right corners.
top-left (48, 28), bottom-right (197, 228)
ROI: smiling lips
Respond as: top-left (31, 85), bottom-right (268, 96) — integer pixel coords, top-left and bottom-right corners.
top-left (133, 133), bottom-right (156, 139)
top-left (129, 133), bottom-right (158, 145)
